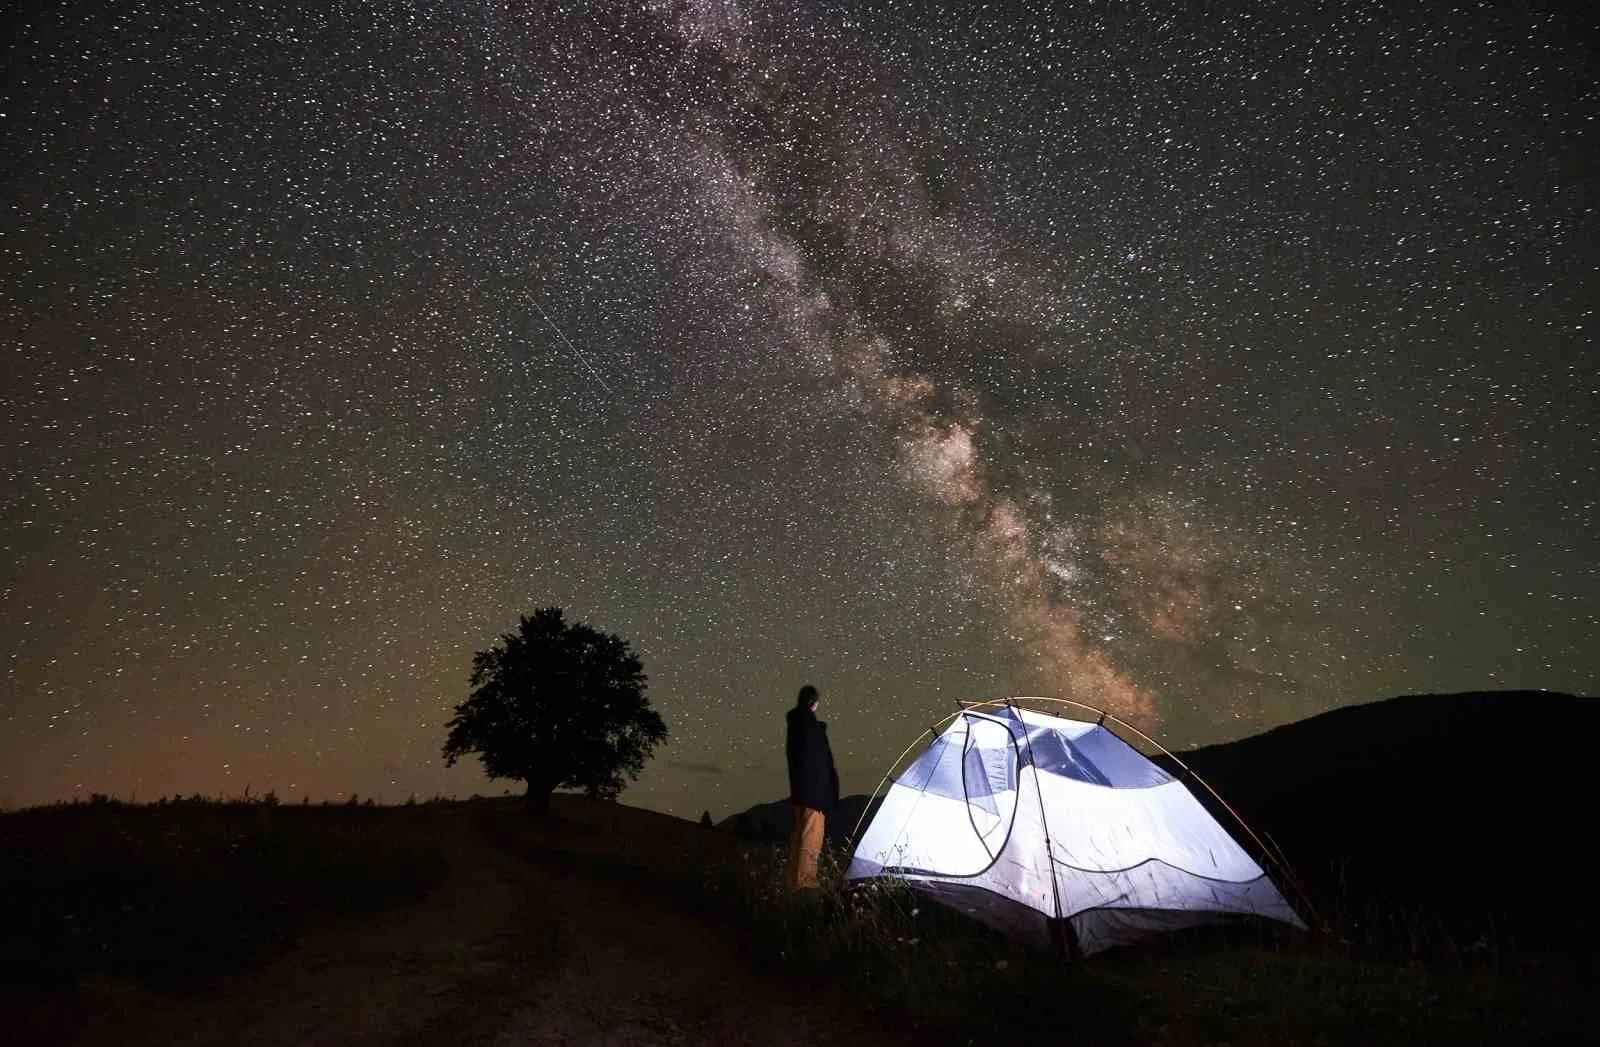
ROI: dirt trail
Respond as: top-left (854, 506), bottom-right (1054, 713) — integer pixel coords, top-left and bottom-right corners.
top-left (42, 807), bottom-right (919, 1047)
top-left (485, 842), bottom-right (905, 1047)
top-left (65, 814), bottom-right (531, 1047)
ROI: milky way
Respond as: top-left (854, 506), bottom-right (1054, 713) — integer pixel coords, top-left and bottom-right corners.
top-left (2, 0), bottom-right (1594, 816)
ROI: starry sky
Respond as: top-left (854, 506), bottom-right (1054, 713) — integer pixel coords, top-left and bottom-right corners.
top-left (3, 0), bottom-right (1595, 817)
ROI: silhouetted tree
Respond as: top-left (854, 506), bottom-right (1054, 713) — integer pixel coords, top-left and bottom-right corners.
top-left (441, 608), bottom-right (667, 813)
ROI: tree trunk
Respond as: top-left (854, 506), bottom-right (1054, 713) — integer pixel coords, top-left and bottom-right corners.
top-left (524, 781), bottom-right (554, 814)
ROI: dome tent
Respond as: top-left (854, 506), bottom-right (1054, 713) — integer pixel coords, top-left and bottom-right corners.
top-left (845, 698), bottom-right (1307, 957)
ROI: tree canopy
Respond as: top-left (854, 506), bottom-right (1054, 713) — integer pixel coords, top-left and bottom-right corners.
top-left (441, 608), bottom-right (667, 810)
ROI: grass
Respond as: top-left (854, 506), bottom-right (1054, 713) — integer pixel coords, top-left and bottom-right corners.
top-left (661, 832), bottom-right (1595, 1046)
top-left (2, 796), bottom-right (1592, 1046)
top-left (0, 797), bottom-right (450, 989)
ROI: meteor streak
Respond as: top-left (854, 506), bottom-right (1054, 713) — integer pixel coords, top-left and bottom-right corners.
top-left (533, 299), bottom-right (613, 393)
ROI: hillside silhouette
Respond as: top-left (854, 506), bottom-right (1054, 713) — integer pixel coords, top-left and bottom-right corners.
top-left (720, 794), bottom-right (877, 847)
top-left (1170, 690), bottom-right (1598, 954)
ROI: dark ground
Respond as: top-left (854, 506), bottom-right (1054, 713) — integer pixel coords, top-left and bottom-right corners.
top-left (6, 785), bottom-right (1594, 1047)
top-left (3, 798), bottom-right (918, 1047)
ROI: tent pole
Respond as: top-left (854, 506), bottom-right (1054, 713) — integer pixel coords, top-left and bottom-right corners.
top-left (849, 695), bottom-right (1320, 936)
top-left (1048, 917), bottom-right (1082, 961)
top-left (1011, 698), bottom-right (1074, 961)
top-left (1161, 758), bottom-right (1322, 933)
top-left (952, 696), bottom-right (1321, 932)
top-left (846, 717), bottom-right (962, 849)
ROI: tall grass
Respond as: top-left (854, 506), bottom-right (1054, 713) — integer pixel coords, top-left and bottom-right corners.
top-left (682, 836), bottom-right (1593, 1046)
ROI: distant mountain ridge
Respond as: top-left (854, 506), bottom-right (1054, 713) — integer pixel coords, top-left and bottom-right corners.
top-left (721, 690), bottom-right (1597, 951)
top-left (718, 794), bottom-right (877, 847)
top-left (1169, 689), bottom-right (1597, 949)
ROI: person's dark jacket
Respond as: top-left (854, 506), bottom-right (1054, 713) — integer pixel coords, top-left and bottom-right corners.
top-left (786, 705), bottom-right (839, 811)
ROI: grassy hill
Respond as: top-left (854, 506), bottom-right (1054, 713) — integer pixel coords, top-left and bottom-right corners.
top-left (0, 797), bottom-right (449, 990)
top-left (4, 788), bottom-right (1592, 1045)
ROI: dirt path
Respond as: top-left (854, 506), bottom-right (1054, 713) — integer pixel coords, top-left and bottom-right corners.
top-left (67, 814), bottom-right (534, 1047)
top-left (40, 807), bottom-right (921, 1047)
top-left (484, 844), bottom-right (907, 1047)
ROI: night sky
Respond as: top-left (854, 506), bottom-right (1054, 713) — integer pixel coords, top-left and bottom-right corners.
top-left (3, 0), bottom-right (1594, 817)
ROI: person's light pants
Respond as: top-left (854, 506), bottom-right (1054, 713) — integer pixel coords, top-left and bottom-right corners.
top-left (787, 804), bottom-right (825, 889)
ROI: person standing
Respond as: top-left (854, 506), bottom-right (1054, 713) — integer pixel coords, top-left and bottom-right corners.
top-left (784, 684), bottom-right (839, 890)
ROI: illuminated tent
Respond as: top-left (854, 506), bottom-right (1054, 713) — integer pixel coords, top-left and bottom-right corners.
top-left (845, 700), bottom-right (1306, 957)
